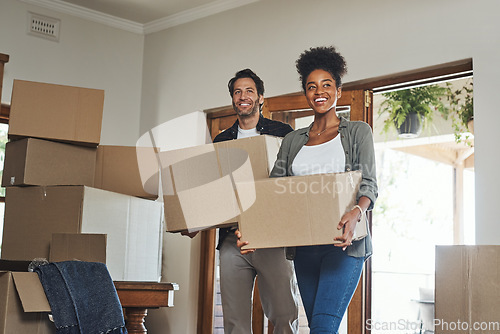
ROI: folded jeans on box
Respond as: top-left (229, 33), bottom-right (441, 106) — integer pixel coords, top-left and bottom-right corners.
top-left (34, 261), bottom-right (127, 334)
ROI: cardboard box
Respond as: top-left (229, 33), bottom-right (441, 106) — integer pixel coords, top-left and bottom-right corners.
top-left (1, 186), bottom-right (163, 282)
top-left (1, 137), bottom-right (96, 187)
top-left (435, 246), bottom-right (500, 334)
top-left (49, 233), bottom-right (107, 264)
top-left (158, 135), bottom-right (281, 232)
top-left (0, 271), bottom-right (53, 334)
top-left (238, 171), bottom-right (363, 249)
top-left (94, 145), bottom-right (159, 199)
top-left (8, 80), bottom-right (104, 146)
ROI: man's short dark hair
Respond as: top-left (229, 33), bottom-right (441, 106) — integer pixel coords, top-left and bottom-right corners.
top-left (228, 69), bottom-right (265, 97)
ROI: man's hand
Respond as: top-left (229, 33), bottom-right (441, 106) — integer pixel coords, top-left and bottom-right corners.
top-left (180, 230), bottom-right (199, 238)
top-left (235, 229), bottom-right (255, 254)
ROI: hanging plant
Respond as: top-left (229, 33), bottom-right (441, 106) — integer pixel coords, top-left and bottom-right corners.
top-left (379, 85), bottom-right (447, 138)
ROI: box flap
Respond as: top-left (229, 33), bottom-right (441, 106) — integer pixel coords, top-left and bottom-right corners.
top-left (1, 138), bottom-right (29, 187)
top-left (94, 145), bottom-right (159, 199)
top-left (12, 272), bottom-right (51, 312)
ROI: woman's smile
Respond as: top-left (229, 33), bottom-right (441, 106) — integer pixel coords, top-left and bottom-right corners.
top-left (305, 69), bottom-right (341, 114)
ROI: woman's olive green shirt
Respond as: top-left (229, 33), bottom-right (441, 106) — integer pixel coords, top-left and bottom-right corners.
top-left (270, 117), bottom-right (378, 259)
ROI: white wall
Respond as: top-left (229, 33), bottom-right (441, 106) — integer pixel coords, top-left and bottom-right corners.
top-left (138, 111), bottom-right (208, 334)
top-left (2, 0), bottom-right (500, 332)
top-left (140, 0), bottom-right (500, 331)
top-left (141, 0), bottom-right (499, 239)
top-left (0, 0), bottom-right (144, 145)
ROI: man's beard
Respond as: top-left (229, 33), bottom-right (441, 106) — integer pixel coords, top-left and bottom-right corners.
top-left (233, 100), bottom-right (260, 118)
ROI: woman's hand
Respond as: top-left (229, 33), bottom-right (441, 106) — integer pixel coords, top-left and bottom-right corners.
top-left (235, 229), bottom-right (255, 255)
top-left (334, 197), bottom-right (370, 250)
top-left (334, 209), bottom-right (359, 250)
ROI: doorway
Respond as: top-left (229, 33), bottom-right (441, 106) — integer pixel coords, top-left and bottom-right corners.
top-left (370, 76), bottom-right (474, 334)
top-left (200, 58), bottom-right (473, 334)
top-left (204, 88), bottom-right (372, 334)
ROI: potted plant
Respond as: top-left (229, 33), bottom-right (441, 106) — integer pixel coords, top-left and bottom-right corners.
top-left (443, 79), bottom-right (474, 143)
top-left (379, 85), bottom-right (446, 138)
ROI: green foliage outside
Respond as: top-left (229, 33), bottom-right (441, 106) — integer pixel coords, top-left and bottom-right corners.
top-left (443, 79), bottom-right (474, 144)
top-left (378, 79), bottom-right (474, 143)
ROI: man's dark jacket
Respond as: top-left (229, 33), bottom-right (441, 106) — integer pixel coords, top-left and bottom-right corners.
top-left (214, 114), bottom-right (293, 249)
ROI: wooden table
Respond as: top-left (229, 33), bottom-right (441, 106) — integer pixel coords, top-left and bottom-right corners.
top-left (114, 281), bottom-right (179, 334)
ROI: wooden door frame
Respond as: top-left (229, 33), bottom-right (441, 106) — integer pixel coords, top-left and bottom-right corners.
top-left (0, 53), bottom-right (10, 205)
top-left (198, 58), bottom-right (473, 334)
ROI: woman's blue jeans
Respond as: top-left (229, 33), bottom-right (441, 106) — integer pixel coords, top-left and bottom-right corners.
top-left (294, 244), bottom-right (364, 334)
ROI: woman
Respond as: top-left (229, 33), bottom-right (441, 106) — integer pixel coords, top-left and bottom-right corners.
top-left (237, 46), bottom-right (378, 333)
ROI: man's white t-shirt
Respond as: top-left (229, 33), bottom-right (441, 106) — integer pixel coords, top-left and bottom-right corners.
top-left (237, 126), bottom-right (260, 139)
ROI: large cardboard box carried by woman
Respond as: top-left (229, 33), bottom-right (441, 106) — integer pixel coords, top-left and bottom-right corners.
top-left (238, 170), bottom-right (367, 249)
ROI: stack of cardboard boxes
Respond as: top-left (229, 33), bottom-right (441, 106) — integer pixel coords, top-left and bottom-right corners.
top-left (0, 79), bottom-right (165, 332)
top-left (1, 80), bottom-right (163, 282)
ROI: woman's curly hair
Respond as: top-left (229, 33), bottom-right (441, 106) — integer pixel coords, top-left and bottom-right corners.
top-left (296, 46), bottom-right (347, 92)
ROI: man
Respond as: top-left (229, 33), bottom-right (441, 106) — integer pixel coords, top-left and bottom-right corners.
top-left (184, 69), bottom-right (299, 332)
top-left (214, 69), bottom-right (299, 333)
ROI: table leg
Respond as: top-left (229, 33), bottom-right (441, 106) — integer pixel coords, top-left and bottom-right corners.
top-left (124, 307), bottom-right (148, 334)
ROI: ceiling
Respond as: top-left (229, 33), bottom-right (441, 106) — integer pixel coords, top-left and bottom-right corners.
top-left (22, 0), bottom-right (259, 33)
top-left (59, 0), bottom-right (225, 24)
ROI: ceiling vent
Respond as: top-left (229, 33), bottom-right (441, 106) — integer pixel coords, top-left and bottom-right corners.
top-left (28, 12), bottom-right (60, 42)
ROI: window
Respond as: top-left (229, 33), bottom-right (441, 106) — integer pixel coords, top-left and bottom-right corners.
top-left (371, 77), bottom-right (475, 333)
top-left (202, 58), bottom-right (473, 334)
